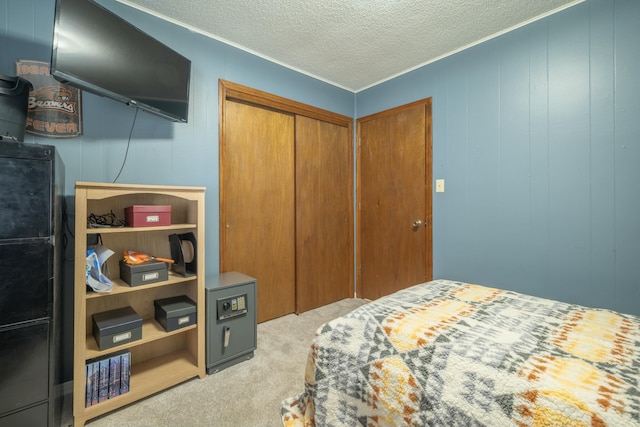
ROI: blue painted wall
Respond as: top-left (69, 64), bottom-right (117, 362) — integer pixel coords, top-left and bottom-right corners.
top-left (358, 0), bottom-right (640, 316)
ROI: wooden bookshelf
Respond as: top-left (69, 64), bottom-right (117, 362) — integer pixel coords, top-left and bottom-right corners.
top-left (73, 182), bottom-right (206, 427)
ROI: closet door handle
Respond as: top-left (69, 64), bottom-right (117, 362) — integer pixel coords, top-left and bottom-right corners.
top-left (412, 220), bottom-right (423, 228)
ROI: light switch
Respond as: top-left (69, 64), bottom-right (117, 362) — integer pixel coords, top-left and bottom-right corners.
top-left (436, 179), bottom-right (445, 193)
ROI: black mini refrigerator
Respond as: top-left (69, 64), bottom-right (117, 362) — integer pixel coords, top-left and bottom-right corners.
top-left (205, 272), bottom-right (257, 374)
top-left (0, 142), bottom-right (64, 426)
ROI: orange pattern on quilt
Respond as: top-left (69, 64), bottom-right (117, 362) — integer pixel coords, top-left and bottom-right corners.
top-left (551, 309), bottom-right (639, 364)
top-left (450, 283), bottom-right (504, 303)
top-left (304, 343), bottom-right (319, 385)
top-left (382, 284), bottom-right (502, 352)
top-left (516, 355), bottom-right (629, 426)
top-left (382, 298), bottom-right (475, 352)
top-left (367, 356), bottom-right (421, 426)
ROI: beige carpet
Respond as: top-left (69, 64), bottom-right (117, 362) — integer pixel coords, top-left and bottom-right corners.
top-left (83, 298), bottom-right (368, 427)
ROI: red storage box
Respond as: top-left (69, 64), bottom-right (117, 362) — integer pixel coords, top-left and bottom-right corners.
top-left (125, 205), bottom-right (171, 227)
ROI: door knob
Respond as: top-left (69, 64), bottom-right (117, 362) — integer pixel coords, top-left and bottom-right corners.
top-left (412, 220), bottom-right (423, 227)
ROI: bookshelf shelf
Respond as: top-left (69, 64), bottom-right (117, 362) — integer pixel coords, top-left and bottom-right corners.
top-left (87, 223), bottom-right (197, 234)
top-left (84, 319), bottom-right (198, 359)
top-left (85, 272), bottom-right (194, 299)
top-left (81, 350), bottom-right (198, 420)
top-left (73, 182), bottom-right (206, 427)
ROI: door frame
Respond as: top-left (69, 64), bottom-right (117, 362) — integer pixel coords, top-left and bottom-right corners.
top-left (356, 98), bottom-right (433, 298)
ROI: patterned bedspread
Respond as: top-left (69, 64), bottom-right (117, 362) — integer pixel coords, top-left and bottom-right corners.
top-left (281, 279), bottom-right (640, 426)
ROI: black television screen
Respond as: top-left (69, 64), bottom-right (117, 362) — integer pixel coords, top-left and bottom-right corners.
top-left (51, 0), bottom-right (191, 123)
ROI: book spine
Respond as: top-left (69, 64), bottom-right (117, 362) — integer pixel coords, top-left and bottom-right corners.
top-left (98, 359), bottom-right (109, 403)
top-left (120, 352), bottom-right (131, 394)
top-left (108, 354), bottom-right (121, 398)
top-left (91, 361), bottom-right (99, 406)
top-left (85, 363), bottom-right (93, 407)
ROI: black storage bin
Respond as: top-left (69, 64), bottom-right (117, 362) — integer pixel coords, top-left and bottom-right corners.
top-left (0, 74), bottom-right (32, 142)
top-left (92, 307), bottom-right (142, 350)
top-left (154, 296), bottom-right (196, 332)
top-left (119, 260), bottom-right (168, 286)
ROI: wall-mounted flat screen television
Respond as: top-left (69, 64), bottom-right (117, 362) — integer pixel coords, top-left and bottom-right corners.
top-left (51, 0), bottom-right (191, 123)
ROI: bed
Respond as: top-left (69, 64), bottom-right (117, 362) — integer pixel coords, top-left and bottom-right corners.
top-left (281, 279), bottom-right (640, 426)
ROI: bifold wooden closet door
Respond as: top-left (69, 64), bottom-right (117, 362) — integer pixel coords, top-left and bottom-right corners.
top-left (220, 80), bottom-right (353, 323)
top-left (221, 100), bottom-right (296, 323)
top-left (295, 115), bottom-right (353, 314)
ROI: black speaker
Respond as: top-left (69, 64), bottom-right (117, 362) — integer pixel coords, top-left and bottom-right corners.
top-left (169, 232), bottom-right (197, 277)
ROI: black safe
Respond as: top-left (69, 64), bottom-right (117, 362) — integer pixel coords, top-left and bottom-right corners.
top-left (205, 272), bottom-right (257, 374)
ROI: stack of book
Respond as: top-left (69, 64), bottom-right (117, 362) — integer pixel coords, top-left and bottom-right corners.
top-left (85, 351), bottom-right (131, 407)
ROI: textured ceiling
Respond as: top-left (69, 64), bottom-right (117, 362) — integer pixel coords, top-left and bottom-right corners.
top-left (118, 0), bottom-right (584, 92)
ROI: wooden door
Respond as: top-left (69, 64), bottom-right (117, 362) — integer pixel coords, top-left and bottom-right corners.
top-left (296, 115), bottom-right (353, 313)
top-left (357, 99), bottom-right (432, 300)
top-left (220, 100), bottom-right (296, 322)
